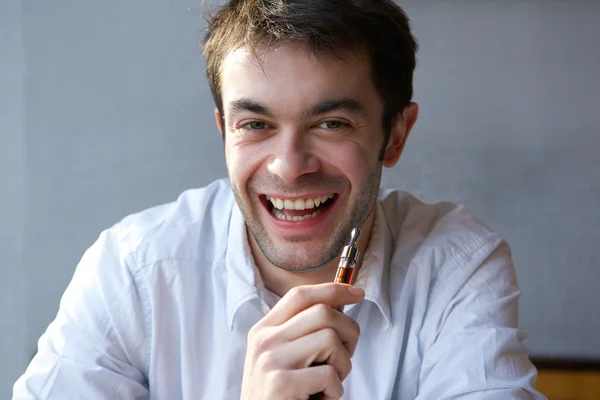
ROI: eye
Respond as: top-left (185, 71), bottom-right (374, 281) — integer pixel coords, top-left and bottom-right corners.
top-left (317, 120), bottom-right (349, 130)
top-left (241, 121), bottom-right (270, 130)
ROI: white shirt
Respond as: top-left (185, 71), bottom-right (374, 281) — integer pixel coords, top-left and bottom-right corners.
top-left (13, 179), bottom-right (545, 399)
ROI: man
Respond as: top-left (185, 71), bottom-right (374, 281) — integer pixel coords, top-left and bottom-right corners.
top-left (13, 0), bottom-right (545, 399)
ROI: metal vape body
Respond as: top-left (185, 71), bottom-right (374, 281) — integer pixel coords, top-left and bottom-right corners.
top-left (333, 227), bottom-right (362, 310)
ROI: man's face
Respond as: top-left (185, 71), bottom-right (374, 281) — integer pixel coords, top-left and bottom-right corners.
top-left (217, 42), bottom-right (400, 273)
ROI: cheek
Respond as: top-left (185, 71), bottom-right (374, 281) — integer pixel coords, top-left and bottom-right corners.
top-left (314, 139), bottom-right (375, 184)
top-left (225, 140), bottom-right (269, 192)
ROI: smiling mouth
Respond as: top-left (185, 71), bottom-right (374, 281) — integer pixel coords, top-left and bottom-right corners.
top-left (260, 194), bottom-right (337, 222)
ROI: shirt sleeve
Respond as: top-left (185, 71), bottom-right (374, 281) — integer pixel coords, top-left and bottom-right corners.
top-left (12, 230), bottom-right (150, 400)
top-left (416, 239), bottom-right (546, 400)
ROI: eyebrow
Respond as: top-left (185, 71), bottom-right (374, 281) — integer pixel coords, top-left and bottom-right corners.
top-left (302, 98), bottom-right (368, 119)
top-left (228, 99), bottom-right (275, 119)
top-left (226, 97), bottom-right (368, 120)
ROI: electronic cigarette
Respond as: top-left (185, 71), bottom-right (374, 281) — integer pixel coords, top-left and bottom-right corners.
top-left (333, 227), bottom-right (362, 312)
top-left (309, 228), bottom-right (362, 400)
top-left (333, 227), bottom-right (362, 284)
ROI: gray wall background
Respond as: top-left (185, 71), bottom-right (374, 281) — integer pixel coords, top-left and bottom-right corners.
top-left (2, 0), bottom-right (599, 397)
top-left (1, 0), bottom-right (27, 397)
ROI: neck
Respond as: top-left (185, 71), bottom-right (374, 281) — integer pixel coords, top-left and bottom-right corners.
top-left (249, 209), bottom-right (375, 298)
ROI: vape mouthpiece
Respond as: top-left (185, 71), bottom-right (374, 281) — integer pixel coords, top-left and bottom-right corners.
top-left (349, 227), bottom-right (362, 247)
top-left (340, 227), bottom-right (362, 262)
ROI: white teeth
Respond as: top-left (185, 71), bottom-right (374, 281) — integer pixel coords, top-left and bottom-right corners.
top-left (276, 198), bottom-right (284, 210)
top-left (294, 199), bottom-right (305, 210)
top-left (267, 194), bottom-right (334, 211)
top-left (272, 208), bottom-right (324, 221)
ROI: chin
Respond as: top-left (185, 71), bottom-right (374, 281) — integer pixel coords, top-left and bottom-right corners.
top-left (261, 238), bottom-right (341, 272)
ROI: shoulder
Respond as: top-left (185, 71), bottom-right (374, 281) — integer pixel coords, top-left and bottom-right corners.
top-left (103, 178), bottom-right (235, 269)
top-left (378, 189), bottom-right (507, 282)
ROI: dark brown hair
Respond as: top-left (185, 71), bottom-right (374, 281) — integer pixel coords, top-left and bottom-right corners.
top-left (202, 0), bottom-right (418, 158)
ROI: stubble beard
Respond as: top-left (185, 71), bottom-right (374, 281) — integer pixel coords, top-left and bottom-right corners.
top-left (231, 167), bottom-right (382, 273)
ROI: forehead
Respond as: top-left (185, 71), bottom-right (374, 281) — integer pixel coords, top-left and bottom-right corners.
top-left (219, 42), bottom-right (380, 115)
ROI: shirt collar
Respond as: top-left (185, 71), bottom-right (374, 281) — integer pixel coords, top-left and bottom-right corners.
top-left (225, 204), bottom-right (263, 330)
top-left (225, 201), bottom-right (393, 330)
top-left (343, 202), bottom-right (393, 328)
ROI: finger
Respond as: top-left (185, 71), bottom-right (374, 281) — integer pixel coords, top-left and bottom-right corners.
top-left (263, 283), bottom-right (364, 327)
top-left (278, 303), bottom-right (361, 356)
top-left (292, 364), bottom-right (344, 400)
top-left (279, 328), bottom-right (353, 381)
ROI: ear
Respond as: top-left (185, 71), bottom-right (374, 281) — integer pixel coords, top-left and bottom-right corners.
top-left (382, 102), bottom-right (419, 168)
top-left (214, 108), bottom-right (224, 138)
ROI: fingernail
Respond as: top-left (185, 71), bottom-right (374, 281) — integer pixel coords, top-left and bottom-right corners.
top-left (347, 286), bottom-right (364, 297)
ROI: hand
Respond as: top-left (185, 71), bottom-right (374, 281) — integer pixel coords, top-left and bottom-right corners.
top-left (240, 283), bottom-right (365, 400)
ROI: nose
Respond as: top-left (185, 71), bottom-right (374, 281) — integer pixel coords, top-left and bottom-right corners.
top-left (267, 129), bottom-right (320, 183)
